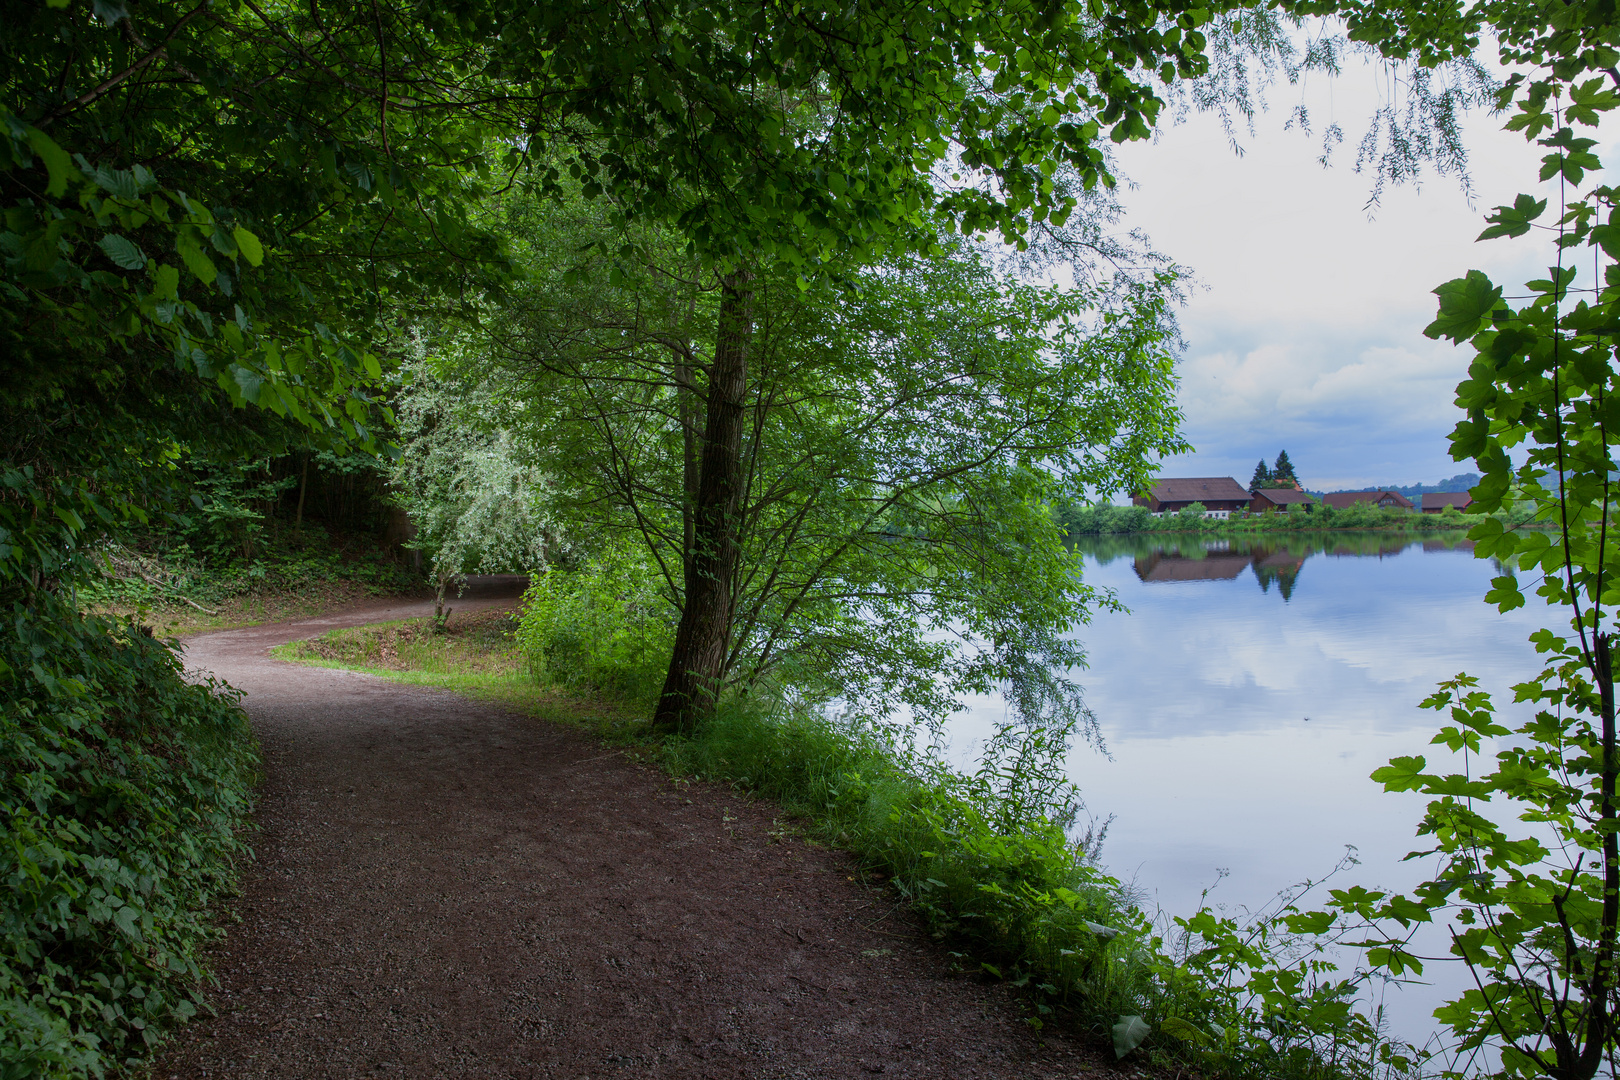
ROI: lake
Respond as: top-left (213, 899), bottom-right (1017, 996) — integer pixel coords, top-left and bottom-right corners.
top-left (944, 530), bottom-right (1565, 1042)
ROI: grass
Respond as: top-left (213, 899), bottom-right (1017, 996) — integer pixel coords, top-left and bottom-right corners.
top-left (272, 609), bottom-right (645, 731)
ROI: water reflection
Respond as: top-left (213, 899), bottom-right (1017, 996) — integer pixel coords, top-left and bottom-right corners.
top-left (948, 527), bottom-right (1557, 1040)
top-left (1087, 531), bottom-right (1478, 601)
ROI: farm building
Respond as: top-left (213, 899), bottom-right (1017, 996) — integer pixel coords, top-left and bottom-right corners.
top-left (1250, 488), bottom-right (1317, 514)
top-left (1132, 477), bottom-right (1251, 517)
top-left (1421, 492), bottom-right (1474, 514)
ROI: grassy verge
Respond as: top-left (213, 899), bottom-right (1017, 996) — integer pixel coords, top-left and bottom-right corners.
top-left (277, 610), bottom-right (1430, 1080)
top-left (272, 609), bottom-right (643, 731)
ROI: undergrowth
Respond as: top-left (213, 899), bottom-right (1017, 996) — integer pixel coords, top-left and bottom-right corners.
top-left (78, 522), bottom-right (423, 636)
top-left (1, 592), bottom-right (259, 1079)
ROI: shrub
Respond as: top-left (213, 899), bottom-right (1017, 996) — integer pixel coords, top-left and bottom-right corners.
top-left (0, 594), bottom-right (258, 1078)
top-left (514, 541), bottom-right (674, 707)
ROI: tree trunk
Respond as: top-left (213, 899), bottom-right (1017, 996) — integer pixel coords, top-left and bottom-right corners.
top-left (653, 272), bottom-right (753, 733)
top-left (294, 453), bottom-right (309, 535)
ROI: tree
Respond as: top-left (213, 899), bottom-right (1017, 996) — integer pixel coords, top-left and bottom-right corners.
top-left (1271, 449), bottom-right (1298, 488)
top-left (393, 358), bottom-right (564, 625)
top-left (1250, 459), bottom-right (1274, 490)
top-left (476, 196), bottom-right (1186, 732)
top-left (4, 0), bottom-right (1264, 733)
top-left (0, 0), bottom-right (526, 594)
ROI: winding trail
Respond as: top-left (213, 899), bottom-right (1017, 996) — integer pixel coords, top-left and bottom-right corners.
top-left (156, 578), bottom-right (1106, 1079)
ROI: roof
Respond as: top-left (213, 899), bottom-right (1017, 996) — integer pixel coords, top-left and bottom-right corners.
top-left (1252, 488), bottom-right (1316, 505)
top-left (1322, 490), bottom-right (1415, 510)
top-left (1421, 492), bottom-right (1474, 510)
top-left (1134, 553), bottom-right (1254, 583)
top-left (1141, 477), bottom-right (1252, 504)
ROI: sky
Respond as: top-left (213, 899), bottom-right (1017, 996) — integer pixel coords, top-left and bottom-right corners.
top-left (1109, 59), bottom-right (1588, 493)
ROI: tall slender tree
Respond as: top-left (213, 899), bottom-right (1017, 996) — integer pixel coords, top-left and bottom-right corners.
top-left (1272, 449), bottom-right (1298, 488)
top-left (1250, 459), bottom-right (1273, 490)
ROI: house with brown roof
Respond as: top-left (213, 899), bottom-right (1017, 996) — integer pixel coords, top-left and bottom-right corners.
top-left (1132, 477), bottom-right (1251, 518)
top-left (1250, 488), bottom-right (1316, 514)
top-left (1421, 492), bottom-right (1474, 514)
top-left (1321, 490), bottom-right (1415, 511)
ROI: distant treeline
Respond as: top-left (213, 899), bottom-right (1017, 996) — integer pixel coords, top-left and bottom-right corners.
top-left (1308, 472), bottom-right (1481, 500)
top-left (1054, 497), bottom-right (1533, 536)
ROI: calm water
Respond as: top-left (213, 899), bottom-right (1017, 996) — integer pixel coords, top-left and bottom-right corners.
top-left (946, 531), bottom-right (1565, 1040)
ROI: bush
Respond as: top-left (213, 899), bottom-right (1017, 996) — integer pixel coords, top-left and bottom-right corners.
top-left (514, 542), bottom-right (675, 707)
top-left (0, 594), bottom-right (258, 1078)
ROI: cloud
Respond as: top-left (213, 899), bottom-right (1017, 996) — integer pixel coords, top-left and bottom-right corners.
top-left (1106, 57), bottom-right (1577, 489)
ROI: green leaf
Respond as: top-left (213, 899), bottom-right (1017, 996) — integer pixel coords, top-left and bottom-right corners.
top-left (1425, 271), bottom-right (1502, 342)
top-left (233, 225), bottom-right (264, 267)
top-left (1371, 756), bottom-right (1427, 792)
top-left (1112, 1015), bottom-right (1151, 1058)
top-left (97, 234), bottom-right (147, 270)
top-left (26, 128), bottom-right (76, 198)
top-left (1159, 1016), bottom-right (1211, 1046)
top-left (178, 238), bottom-right (218, 285)
top-left (150, 263), bottom-right (180, 300)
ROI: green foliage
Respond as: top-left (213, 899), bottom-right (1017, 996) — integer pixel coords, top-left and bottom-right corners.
top-left (1344, 668), bottom-right (1617, 1075)
top-left (514, 545), bottom-right (675, 709)
top-left (480, 198), bottom-right (1185, 730)
top-left (0, 592), bottom-right (259, 1078)
top-left (393, 358), bottom-right (563, 617)
top-left (1273, 0), bottom-right (1620, 1069)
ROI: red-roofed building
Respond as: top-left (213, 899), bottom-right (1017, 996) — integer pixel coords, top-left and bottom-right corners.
top-left (1322, 490), bottom-right (1415, 511)
top-left (1132, 477), bottom-right (1251, 517)
top-left (1421, 492), bottom-right (1474, 514)
top-left (1250, 488), bottom-right (1317, 514)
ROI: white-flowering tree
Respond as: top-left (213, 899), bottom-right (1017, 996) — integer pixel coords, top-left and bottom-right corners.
top-left (393, 360), bottom-right (559, 624)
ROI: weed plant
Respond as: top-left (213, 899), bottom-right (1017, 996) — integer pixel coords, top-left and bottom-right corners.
top-left (0, 593), bottom-right (259, 1078)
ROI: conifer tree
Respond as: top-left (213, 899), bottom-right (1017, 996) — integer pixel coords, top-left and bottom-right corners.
top-left (1250, 459), bottom-right (1272, 491)
top-left (1272, 450), bottom-right (1298, 488)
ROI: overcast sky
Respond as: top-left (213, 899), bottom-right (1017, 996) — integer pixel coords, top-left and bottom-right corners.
top-left (1110, 61), bottom-right (1580, 493)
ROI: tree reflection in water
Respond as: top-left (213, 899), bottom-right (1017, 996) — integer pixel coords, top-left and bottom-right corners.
top-left (1087, 531), bottom-right (1480, 602)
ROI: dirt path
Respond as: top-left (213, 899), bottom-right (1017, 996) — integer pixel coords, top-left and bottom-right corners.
top-left (156, 577), bottom-right (1109, 1079)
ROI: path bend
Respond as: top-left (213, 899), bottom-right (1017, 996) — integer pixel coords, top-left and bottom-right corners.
top-left (156, 577), bottom-right (1103, 1079)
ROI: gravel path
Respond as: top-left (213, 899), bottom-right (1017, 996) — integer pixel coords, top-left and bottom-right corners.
top-left (155, 577), bottom-right (1109, 1079)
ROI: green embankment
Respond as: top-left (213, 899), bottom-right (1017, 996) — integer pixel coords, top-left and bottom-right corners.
top-left (1, 595), bottom-right (259, 1079)
top-left (1058, 500), bottom-right (1528, 536)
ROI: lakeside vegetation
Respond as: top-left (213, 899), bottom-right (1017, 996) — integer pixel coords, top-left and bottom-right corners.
top-left (1055, 500), bottom-right (1531, 537)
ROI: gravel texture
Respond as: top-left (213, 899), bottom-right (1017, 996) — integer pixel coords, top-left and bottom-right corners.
top-left (155, 576), bottom-right (1119, 1079)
